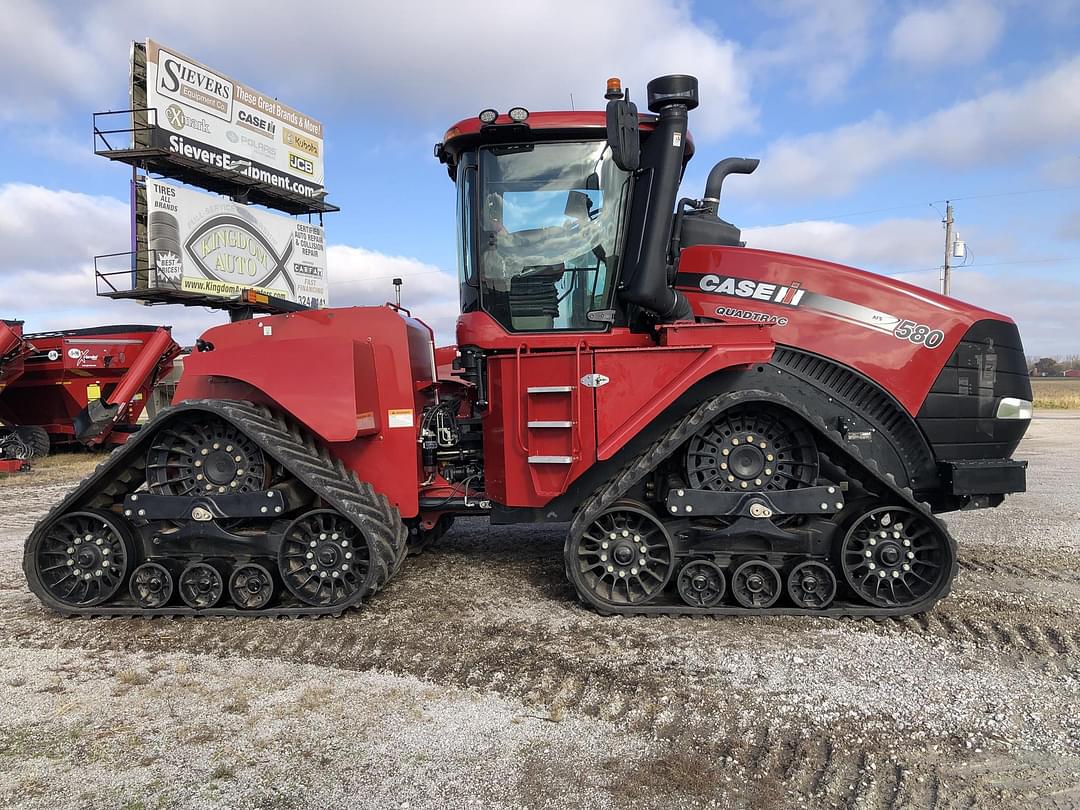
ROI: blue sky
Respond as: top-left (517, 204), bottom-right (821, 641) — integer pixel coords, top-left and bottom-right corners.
top-left (0, 0), bottom-right (1077, 355)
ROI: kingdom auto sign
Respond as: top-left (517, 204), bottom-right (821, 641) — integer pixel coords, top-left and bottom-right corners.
top-left (140, 179), bottom-right (328, 308)
top-left (137, 39), bottom-right (326, 198)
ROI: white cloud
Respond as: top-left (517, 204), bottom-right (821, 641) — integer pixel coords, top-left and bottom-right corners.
top-left (749, 0), bottom-right (875, 102)
top-left (0, 0), bottom-right (755, 141)
top-left (326, 246), bottom-right (459, 343)
top-left (0, 184), bottom-right (459, 346)
top-left (744, 217), bottom-right (942, 270)
top-left (888, 0), bottom-right (1004, 69)
top-left (1057, 211), bottom-right (1080, 241)
top-left (747, 56), bottom-right (1080, 199)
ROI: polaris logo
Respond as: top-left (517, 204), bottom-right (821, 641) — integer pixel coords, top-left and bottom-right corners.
top-left (698, 274), bottom-right (806, 306)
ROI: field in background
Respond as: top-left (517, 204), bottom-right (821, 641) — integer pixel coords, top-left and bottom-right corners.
top-left (1032, 378), bottom-right (1080, 409)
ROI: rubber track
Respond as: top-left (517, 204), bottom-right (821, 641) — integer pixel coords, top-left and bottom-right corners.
top-left (23, 399), bottom-right (407, 618)
top-left (565, 386), bottom-right (959, 617)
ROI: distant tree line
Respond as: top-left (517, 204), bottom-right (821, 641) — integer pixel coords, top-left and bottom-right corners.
top-left (1029, 356), bottom-right (1080, 376)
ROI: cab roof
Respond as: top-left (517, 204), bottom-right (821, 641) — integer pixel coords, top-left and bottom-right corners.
top-left (436, 110), bottom-right (695, 176)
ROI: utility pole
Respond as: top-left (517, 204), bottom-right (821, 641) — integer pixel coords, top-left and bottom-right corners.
top-left (942, 201), bottom-right (954, 297)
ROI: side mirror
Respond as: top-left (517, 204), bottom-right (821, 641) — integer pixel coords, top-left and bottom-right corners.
top-left (606, 98), bottom-right (640, 172)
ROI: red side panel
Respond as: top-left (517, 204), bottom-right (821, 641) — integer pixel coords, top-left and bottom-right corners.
top-left (485, 349), bottom-right (596, 506)
top-left (675, 246), bottom-right (1012, 414)
top-left (175, 306), bottom-right (425, 517)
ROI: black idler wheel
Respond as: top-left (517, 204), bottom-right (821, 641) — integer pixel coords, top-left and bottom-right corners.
top-left (129, 562), bottom-right (174, 608)
top-left (279, 509), bottom-right (369, 607)
top-left (677, 560), bottom-right (726, 608)
top-left (569, 502), bottom-right (675, 607)
top-left (146, 415), bottom-right (269, 497)
top-left (787, 561), bottom-right (837, 609)
top-left (28, 510), bottom-right (134, 608)
top-left (840, 506), bottom-right (953, 608)
top-left (179, 562), bottom-right (225, 609)
top-left (228, 562), bottom-right (276, 610)
top-left (731, 560), bottom-right (782, 608)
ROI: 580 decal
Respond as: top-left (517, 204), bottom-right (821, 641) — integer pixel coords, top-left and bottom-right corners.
top-left (893, 319), bottom-right (944, 348)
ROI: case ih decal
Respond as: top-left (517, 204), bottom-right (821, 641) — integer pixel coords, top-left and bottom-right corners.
top-left (674, 272), bottom-right (944, 348)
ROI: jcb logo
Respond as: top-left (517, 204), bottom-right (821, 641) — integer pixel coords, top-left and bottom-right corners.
top-left (289, 153), bottom-right (314, 175)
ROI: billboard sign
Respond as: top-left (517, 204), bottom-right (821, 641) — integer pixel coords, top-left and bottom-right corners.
top-left (137, 39), bottom-right (325, 200)
top-left (140, 179), bottom-right (328, 308)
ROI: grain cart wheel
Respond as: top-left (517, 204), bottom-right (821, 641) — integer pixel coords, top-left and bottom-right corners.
top-left (13, 426), bottom-right (50, 458)
top-left (129, 562), bottom-right (175, 609)
top-left (228, 563), bottom-right (276, 610)
top-left (27, 510), bottom-right (134, 608)
top-left (839, 506), bottom-right (953, 608)
top-left (786, 561), bottom-right (837, 609)
top-left (146, 415), bottom-right (269, 496)
top-left (676, 560), bottom-right (727, 608)
top-left (279, 509), bottom-right (372, 608)
top-left (568, 502), bottom-right (675, 608)
top-left (731, 560), bottom-right (782, 608)
top-left (179, 562), bottom-right (225, 609)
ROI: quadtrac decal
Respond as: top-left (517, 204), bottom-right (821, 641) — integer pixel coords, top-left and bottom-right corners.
top-left (674, 272), bottom-right (945, 349)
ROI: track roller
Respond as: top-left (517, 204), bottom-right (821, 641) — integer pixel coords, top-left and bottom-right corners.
top-left (676, 560), bottom-right (726, 607)
top-left (731, 560), bottom-right (782, 608)
top-left (279, 509), bottom-right (369, 607)
top-left (786, 561), bottom-right (836, 609)
top-left (228, 563), bottom-right (276, 610)
top-left (129, 562), bottom-right (174, 609)
top-left (179, 562), bottom-right (225, 609)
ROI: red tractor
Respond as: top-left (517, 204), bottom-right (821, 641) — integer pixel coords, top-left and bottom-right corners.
top-left (25, 76), bottom-right (1031, 618)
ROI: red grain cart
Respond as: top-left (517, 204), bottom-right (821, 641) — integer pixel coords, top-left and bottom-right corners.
top-left (0, 325), bottom-right (180, 451)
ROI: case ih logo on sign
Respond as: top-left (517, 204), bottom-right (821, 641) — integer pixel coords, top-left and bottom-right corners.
top-left (140, 179), bottom-right (328, 308)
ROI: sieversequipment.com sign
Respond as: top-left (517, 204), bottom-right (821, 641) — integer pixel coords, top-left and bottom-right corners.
top-left (139, 179), bottom-right (328, 308)
top-left (136, 39), bottom-right (325, 199)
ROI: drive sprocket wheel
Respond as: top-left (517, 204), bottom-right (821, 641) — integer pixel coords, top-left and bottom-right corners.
top-left (569, 502), bottom-right (675, 607)
top-left (731, 560), bottom-right (782, 608)
top-left (676, 560), bottom-right (726, 607)
top-left (228, 562), bottom-right (276, 610)
top-left (840, 506), bottom-right (953, 608)
top-left (686, 405), bottom-right (819, 495)
top-left (28, 510), bottom-right (134, 608)
top-left (146, 415), bottom-right (269, 497)
top-left (129, 562), bottom-right (174, 608)
top-left (787, 561), bottom-right (837, 609)
top-left (278, 509), bottom-right (369, 607)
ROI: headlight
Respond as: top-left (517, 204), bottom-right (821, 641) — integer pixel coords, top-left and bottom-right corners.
top-left (996, 397), bottom-right (1032, 419)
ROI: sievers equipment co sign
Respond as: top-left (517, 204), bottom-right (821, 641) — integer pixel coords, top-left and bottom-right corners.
top-left (136, 39), bottom-right (325, 198)
top-left (140, 178), bottom-right (328, 308)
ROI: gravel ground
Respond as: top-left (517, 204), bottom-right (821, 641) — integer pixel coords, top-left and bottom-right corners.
top-left (0, 414), bottom-right (1078, 809)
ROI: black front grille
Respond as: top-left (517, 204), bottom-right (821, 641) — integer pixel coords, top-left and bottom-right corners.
top-left (916, 319), bottom-right (1031, 460)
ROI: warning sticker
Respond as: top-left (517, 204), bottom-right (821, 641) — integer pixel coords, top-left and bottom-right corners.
top-left (356, 411), bottom-right (376, 431)
top-left (388, 409), bottom-right (414, 428)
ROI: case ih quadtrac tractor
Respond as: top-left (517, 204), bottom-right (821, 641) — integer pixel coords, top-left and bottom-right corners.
top-left (25, 76), bottom-right (1031, 618)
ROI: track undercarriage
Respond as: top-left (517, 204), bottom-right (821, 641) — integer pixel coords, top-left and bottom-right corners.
top-left (25, 390), bottom-right (956, 619)
top-left (564, 393), bottom-right (958, 617)
top-left (24, 400), bottom-right (406, 617)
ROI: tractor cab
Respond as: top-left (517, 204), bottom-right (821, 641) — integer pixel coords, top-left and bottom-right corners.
top-left (436, 76), bottom-right (755, 342)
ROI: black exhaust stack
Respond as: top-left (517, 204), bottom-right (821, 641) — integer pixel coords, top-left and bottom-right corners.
top-left (618, 75), bottom-right (698, 323)
top-left (702, 157), bottom-right (759, 214)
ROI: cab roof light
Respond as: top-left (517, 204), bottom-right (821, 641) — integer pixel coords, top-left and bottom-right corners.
top-left (478, 108), bottom-right (498, 124)
top-left (508, 106), bottom-right (529, 122)
top-left (605, 77), bottom-right (624, 100)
